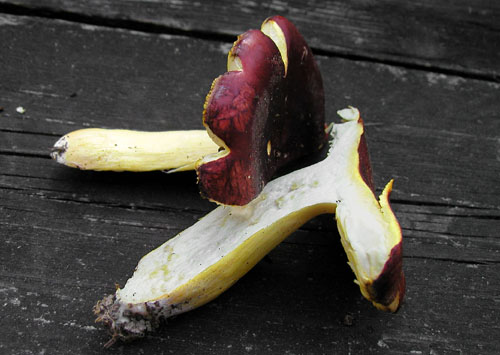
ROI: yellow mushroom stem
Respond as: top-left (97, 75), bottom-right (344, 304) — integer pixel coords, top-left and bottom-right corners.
top-left (50, 129), bottom-right (219, 172)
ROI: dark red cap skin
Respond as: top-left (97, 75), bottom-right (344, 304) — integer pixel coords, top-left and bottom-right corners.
top-left (357, 118), bottom-right (405, 311)
top-left (365, 178), bottom-right (406, 312)
top-left (357, 124), bottom-right (375, 193)
top-left (368, 241), bottom-right (406, 311)
top-left (199, 17), bottom-right (326, 206)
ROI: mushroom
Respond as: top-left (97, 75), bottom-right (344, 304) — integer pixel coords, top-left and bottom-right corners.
top-left (94, 107), bottom-right (405, 347)
top-left (50, 16), bottom-right (326, 205)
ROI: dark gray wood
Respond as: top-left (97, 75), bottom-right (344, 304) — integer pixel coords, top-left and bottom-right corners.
top-left (1, 15), bottom-right (499, 208)
top-left (1, 12), bottom-right (499, 355)
top-left (0, 0), bottom-right (499, 79)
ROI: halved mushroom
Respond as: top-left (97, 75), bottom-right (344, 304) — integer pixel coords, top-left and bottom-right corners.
top-left (94, 107), bottom-right (405, 346)
top-left (50, 16), bottom-right (326, 205)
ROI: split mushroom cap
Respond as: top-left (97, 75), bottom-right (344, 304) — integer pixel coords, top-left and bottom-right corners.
top-left (95, 108), bottom-right (405, 346)
top-left (197, 15), bottom-right (326, 206)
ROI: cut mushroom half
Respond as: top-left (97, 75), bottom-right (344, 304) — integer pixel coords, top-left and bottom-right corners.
top-left (50, 16), bottom-right (326, 206)
top-left (94, 107), bottom-right (405, 347)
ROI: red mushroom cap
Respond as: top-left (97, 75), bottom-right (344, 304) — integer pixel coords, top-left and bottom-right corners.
top-left (198, 16), bottom-right (326, 206)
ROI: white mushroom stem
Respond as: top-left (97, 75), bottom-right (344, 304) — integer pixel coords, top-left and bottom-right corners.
top-left (51, 129), bottom-right (219, 172)
top-left (95, 107), bottom-right (404, 345)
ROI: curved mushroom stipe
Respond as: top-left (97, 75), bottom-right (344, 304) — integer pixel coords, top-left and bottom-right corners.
top-left (51, 129), bottom-right (219, 172)
top-left (94, 108), bottom-right (405, 345)
top-left (198, 16), bottom-right (326, 206)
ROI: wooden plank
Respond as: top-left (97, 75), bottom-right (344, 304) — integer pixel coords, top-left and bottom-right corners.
top-left (1, 177), bottom-right (499, 353)
top-left (2, 155), bottom-right (499, 266)
top-left (1, 231), bottom-right (499, 354)
top-left (0, 15), bottom-right (226, 135)
top-left (1, 15), bottom-right (499, 209)
top-left (1, 14), bottom-right (499, 354)
top-left (0, 0), bottom-right (499, 79)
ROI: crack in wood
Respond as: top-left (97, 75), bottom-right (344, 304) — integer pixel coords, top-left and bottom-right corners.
top-left (0, 3), bottom-right (234, 43)
top-left (401, 226), bottom-right (499, 241)
top-left (392, 198), bottom-right (500, 212)
top-left (402, 210), bottom-right (500, 221)
top-left (404, 254), bottom-right (499, 265)
top-left (0, 127), bottom-right (61, 137)
top-left (1, 218), bottom-right (183, 235)
top-left (313, 46), bottom-right (500, 83)
top-left (0, 172), bottom-right (67, 182)
top-left (0, 184), bottom-right (210, 215)
top-left (0, 150), bottom-right (49, 159)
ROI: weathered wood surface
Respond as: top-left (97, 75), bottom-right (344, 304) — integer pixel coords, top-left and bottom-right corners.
top-left (0, 6), bottom-right (499, 355)
top-left (1, 0), bottom-right (499, 80)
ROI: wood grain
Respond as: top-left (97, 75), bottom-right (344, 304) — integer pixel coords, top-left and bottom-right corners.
top-left (0, 0), bottom-right (499, 79)
top-left (0, 13), bottom-right (499, 354)
top-left (1, 15), bottom-right (499, 208)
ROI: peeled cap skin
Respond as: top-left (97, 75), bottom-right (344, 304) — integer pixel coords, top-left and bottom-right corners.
top-left (198, 16), bottom-right (326, 206)
top-left (94, 107), bottom-right (405, 346)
